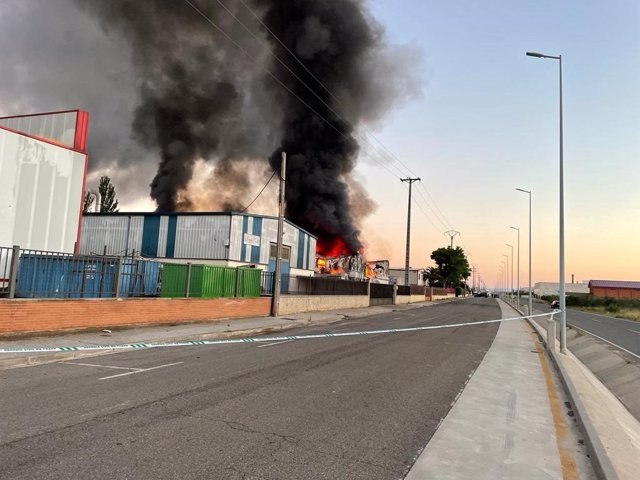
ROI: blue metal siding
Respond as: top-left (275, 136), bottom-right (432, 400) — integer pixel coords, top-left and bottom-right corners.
top-left (141, 216), bottom-right (161, 257)
top-left (251, 217), bottom-right (262, 263)
top-left (240, 215), bottom-right (249, 261)
top-left (297, 232), bottom-right (305, 269)
top-left (166, 215), bottom-right (177, 258)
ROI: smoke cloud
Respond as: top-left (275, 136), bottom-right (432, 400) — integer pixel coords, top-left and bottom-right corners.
top-left (0, 0), bottom-right (420, 253)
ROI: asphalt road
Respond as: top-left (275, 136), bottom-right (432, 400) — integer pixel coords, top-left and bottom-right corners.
top-left (0, 298), bottom-right (500, 480)
top-left (534, 301), bottom-right (640, 358)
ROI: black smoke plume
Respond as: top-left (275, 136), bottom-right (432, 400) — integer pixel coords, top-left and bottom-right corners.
top-left (50, 0), bottom-right (419, 251)
top-left (259, 1), bottom-right (383, 253)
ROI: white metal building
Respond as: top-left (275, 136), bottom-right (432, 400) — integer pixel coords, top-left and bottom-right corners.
top-left (533, 281), bottom-right (589, 297)
top-left (0, 110), bottom-right (89, 253)
top-left (79, 212), bottom-right (317, 275)
top-left (387, 268), bottom-right (427, 286)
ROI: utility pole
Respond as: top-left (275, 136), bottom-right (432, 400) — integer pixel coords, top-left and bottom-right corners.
top-left (401, 177), bottom-right (420, 286)
top-left (444, 230), bottom-right (460, 248)
top-left (271, 152), bottom-right (286, 316)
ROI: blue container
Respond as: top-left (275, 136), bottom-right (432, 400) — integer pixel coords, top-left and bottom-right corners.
top-left (15, 254), bottom-right (160, 299)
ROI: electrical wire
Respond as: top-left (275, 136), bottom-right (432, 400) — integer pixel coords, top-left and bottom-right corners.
top-left (240, 170), bottom-right (277, 213)
top-left (186, 0), bottom-right (458, 237)
top-left (183, 0), bottom-right (405, 180)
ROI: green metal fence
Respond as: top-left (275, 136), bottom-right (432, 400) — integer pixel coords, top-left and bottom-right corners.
top-left (160, 263), bottom-right (261, 298)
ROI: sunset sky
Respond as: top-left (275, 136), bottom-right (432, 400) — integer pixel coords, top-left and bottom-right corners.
top-left (356, 0), bottom-right (640, 288)
top-left (1, 1), bottom-right (638, 289)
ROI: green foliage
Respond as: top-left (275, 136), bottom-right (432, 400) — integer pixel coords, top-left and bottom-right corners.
top-left (429, 246), bottom-right (470, 289)
top-left (423, 266), bottom-right (444, 287)
top-left (82, 191), bottom-right (94, 213)
top-left (98, 176), bottom-right (119, 213)
top-left (565, 295), bottom-right (640, 310)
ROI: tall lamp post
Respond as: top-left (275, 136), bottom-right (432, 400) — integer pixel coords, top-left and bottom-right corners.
top-left (516, 188), bottom-right (532, 320)
top-left (502, 254), bottom-right (509, 299)
top-left (506, 244), bottom-right (514, 300)
top-left (510, 227), bottom-right (520, 310)
top-left (526, 51), bottom-right (566, 353)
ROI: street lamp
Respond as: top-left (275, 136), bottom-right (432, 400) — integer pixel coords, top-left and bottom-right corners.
top-left (526, 50), bottom-right (566, 353)
top-left (501, 254), bottom-right (509, 297)
top-left (506, 244), bottom-right (514, 300)
top-left (510, 227), bottom-right (520, 310)
top-left (516, 188), bottom-right (532, 320)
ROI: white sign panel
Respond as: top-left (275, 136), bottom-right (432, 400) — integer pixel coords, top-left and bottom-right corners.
top-left (243, 233), bottom-right (260, 247)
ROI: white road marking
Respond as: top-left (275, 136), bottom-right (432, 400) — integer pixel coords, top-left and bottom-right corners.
top-left (65, 362), bottom-right (142, 371)
top-left (587, 318), bottom-right (601, 323)
top-left (257, 340), bottom-right (294, 348)
top-left (99, 362), bottom-right (184, 380)
top-left (628, 329), bottom-right (640, 335)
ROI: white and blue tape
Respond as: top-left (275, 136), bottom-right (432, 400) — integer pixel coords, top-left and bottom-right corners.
top-left (0, 312), bottom-right (553, 354)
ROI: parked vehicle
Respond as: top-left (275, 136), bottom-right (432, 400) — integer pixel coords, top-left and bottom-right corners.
top-left (550, 300), bottom-right (560, 309)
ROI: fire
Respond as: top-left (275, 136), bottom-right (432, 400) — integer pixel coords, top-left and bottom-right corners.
top-left (316, 237), bottom-right (352, 257)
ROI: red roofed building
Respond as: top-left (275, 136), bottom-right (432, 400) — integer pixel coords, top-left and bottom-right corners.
top-left (588, 280), bottom-right (640, 299)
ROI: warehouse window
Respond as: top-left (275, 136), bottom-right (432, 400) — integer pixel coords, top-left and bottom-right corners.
top-left (269, 243), bottom-right (290, 261)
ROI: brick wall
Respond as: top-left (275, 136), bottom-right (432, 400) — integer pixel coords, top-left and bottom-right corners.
top-left (0, 297), bottom-right (271, 335)
top-left (591, 287), bottom-right (640, 299)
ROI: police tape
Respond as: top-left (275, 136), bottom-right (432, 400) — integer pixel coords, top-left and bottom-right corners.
top-left (0, 312), bottom-right (554, 354)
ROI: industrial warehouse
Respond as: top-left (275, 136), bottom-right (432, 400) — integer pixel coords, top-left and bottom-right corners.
top-left (79, 211), bottom-right (317, 276)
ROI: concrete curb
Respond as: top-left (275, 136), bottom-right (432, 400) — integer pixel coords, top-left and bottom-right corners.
top-left (506, 301), bottom-right (619, 480)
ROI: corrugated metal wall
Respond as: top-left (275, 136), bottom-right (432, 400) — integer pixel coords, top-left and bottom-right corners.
top-left (0, 111), bottom-right (79, 150)
top-left (174, 215), bottom-right (230, 259)
top-left (79, 213), bottom-right (316, 269)
top-left (0, 128), bottom-right (85, 253)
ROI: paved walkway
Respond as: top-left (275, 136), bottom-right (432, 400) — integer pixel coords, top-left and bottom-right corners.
top-left (406, 300), bottom-right (593, 479)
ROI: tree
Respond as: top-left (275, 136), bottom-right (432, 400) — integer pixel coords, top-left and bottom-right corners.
top-left (82, 191), bottom-right (95, 213)
top-left (429, 246), bottom-right (470, 289)
top-left (98, 176), bottom-right (119, 213)
top-left (423, 266), bottom-right (444, 287)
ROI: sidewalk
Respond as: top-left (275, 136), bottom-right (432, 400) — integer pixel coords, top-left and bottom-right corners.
top-left (406, 300), bottom-right (594, 479)
top-left (0, 301), bottom-right (436, 369)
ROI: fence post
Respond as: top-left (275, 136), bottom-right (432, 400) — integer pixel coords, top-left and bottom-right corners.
top-left (115, 256), bottom-right (123, 298)
top-left (8, 245), bottom-right (20, 299)
top-left (393, 284), bottom-right (398, 305)
top-left (185, 263), bottom-right (192, 298)
top-left (234, 267), bottom-right (240, 298)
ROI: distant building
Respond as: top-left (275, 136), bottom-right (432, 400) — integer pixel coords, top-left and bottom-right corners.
top-left (588, 280), bottom-right (640, 300)
top-left (388, 268), bottom-right (427, 286)
top-left (0, 110), bottom-right (89, 253)
top-left (533, 282), bottom-right (589, 297)
top-left (79, 212), bottom-right (317, 275)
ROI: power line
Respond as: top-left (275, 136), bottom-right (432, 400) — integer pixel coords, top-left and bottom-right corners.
top-left (196, 0), bottom-right (408, 180)
top-left (236, 0), bottom-right (419, 178)
top-left (240, 170), bottom-right (277, 213)
top-left (414, 188), bottom-right (449, 230)
top-left (186, 0), bottom-right (456, 232)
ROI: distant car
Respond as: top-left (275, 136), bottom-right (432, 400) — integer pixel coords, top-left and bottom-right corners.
top-left (550, 300), bottom-right (560, 309)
